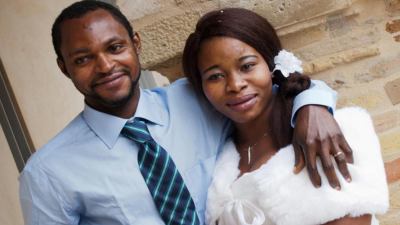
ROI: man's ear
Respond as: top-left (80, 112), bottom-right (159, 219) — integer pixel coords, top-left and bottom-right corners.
top-left (132, 32), bottom-right (142, 55)
top-left (57, 58), bottom-right (70, 78)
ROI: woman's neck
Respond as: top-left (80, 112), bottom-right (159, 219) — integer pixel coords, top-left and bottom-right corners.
top-left (233, 97), bottom-right (274, 144)
top-left (233, 97), bottom-right (278, 174)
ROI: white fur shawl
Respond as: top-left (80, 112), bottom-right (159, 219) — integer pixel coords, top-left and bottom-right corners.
top-left (206, 107), bottom-right (389, 225)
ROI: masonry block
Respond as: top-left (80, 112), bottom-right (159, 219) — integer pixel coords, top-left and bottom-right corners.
top-left (174, 0), bottom-right (214, 6)
top-left (337, 90), bottom-right (388, 111)
top-left (384, 0), bottom-right (400, 11)
top-left (385, 78), bottom-right (400, 105)
top-left (386, 19), bottom-right (400, 33)
top-left (117, 0), bottom-right (161, 20)
top-left (379, 129), bottom-right (400, 160)
top-left (395, 34), bottom-right (400, 42)
top-left (150, 55), bottom-right (183, 81)
top-left (354, 72), bottom-right (375, 83)
top-left (298, 28), bottom-right (380, 61)
top-left (377, 181), bottom-right (400, 225)
top-left (219, 0), bottom-right (352, 27)
top-left (138, 11), bottom-right (200, 68)
top-left (373, 110), bottom-right (400, 133)
top-left (385, 158), bottom-right (400, 183)
top-left (354, 54), bottom-right (400, 84)
top-left (280, 25), bottom-right (327, 50)
top-left (368, 56), bottom-right (400, 82)
top-left (327, 14), bottom-right (354, 38)
top-left (302, 47), bottom-right (380, 75)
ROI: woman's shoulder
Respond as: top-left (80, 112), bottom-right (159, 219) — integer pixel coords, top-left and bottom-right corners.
top-left (253, 106), bottom-right (389, 225)
top-left (206, 139), bottom-right (241, 225)
top-left (334, 106), bottom-right (375, 135)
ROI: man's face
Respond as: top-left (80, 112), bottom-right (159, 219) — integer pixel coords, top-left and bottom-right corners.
top-left (57, 9), bottom-right (141, 113)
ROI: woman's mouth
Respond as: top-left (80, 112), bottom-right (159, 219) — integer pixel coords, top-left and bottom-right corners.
top-left (226, 94), bottom-right (257, 112)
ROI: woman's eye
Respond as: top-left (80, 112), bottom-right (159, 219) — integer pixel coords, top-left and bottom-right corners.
top-left (241, 63), bottom-right (255, 71)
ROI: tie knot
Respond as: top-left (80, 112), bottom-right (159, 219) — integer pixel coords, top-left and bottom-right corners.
top-left (122, 118), bottom-right (152, 143)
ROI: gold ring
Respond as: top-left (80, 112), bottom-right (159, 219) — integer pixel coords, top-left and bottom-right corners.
top-left (333, 151), bottom-right (344, 158)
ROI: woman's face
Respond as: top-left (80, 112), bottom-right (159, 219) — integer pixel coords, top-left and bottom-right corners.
top-left (197, 36), bottom-right (273, 124)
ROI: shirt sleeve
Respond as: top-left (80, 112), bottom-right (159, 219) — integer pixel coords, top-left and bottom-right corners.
top-left (291, 79), bottom-right (337, 127)
top-left (19, 163), bottom-right (78, 225)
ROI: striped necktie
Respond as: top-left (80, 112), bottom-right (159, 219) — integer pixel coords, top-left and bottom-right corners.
top-left (122, 118), bottom-right (200, 225)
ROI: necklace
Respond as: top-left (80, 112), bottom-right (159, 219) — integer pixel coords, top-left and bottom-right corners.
top-left (242, 132), bottom-right (269, 165)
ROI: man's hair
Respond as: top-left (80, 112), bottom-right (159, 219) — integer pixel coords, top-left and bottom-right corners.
top-left (51, 0), bottom-right (134, 61)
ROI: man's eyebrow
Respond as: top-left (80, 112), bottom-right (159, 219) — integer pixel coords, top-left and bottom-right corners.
top-left (68, 37), bottom-right (124, 57)
top-left (69, 48), bottom-right (90, 57)
top-left (202, 65), bottom-right (219, 75)
top-left (104, 36), bottom-right (123, 46)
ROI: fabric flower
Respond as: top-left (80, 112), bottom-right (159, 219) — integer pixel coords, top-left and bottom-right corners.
top-left (272, 50), bottom-right (303, 77)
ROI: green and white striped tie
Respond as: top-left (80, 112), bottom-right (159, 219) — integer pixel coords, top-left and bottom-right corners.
top-left (122, 118), bottom-right (200, 225)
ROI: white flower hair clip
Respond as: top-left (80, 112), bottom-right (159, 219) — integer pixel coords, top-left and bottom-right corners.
top-left (272, 50), bottom-right (303, 78)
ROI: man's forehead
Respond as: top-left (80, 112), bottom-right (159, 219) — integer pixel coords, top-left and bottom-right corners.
top-left (60, 9), bottom-right (118, 33)
top-left (57, 9), bottom-right (131, 59)
top-left (59, 9), bottom-right (127, 46)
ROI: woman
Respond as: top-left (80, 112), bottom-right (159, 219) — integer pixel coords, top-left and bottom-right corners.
top-left (182, 8), bottom-right (389, 225)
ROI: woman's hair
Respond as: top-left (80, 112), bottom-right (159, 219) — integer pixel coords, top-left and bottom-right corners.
top-left (182, 8), bottom-right (311, 148)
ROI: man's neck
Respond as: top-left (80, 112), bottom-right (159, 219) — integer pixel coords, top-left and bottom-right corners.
top-left (85, 88), bottom-right (140, 119)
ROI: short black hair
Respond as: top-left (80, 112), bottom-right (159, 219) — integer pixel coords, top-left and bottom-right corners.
top-left (51, 0), bottom-right (134, 60)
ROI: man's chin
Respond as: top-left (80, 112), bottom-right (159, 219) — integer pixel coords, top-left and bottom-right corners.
top-left (102, 94), bottom-right (133, 107)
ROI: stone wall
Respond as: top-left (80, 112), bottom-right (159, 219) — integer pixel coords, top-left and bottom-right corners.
top-left (119, 0), bottom-right (400, 223)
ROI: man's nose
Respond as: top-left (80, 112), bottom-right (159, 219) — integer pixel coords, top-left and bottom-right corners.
top-left (96, 53), bottom-right (115, 74)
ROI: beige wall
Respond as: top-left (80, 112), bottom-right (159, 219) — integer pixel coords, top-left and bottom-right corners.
top-left (0, 0), bottom-right (83, 149)
top-left (0, 126), bottom-right (23, 225)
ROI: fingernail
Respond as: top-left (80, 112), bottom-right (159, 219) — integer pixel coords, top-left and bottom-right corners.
top-left (335, 186), bottom-right (341, 190)
top-left (346, 177), bottom-right (352, 182)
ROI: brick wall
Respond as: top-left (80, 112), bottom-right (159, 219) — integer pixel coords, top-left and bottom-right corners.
top-left (117, 0), bottom-right (400, 223)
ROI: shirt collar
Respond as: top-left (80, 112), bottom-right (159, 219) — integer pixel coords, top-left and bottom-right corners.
top-left (83, 104), bottom-right (128, 149)
top-left (133, 88), bottom-right (166, 126)
top-left (82, 88), bottom-right (166, 149)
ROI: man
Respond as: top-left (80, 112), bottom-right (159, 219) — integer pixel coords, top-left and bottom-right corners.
top-left (19, 1), bottom-right (353, 224)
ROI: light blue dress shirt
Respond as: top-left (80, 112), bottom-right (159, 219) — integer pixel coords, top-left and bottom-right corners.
top-left (19, 78), bottom-right (336, 225)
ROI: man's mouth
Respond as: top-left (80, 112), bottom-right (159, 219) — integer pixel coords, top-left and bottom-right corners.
top-left (94, 71), bottom-right (127, 88)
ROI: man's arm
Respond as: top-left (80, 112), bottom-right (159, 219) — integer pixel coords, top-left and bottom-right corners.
top-left (291, 80), bottom-right (337, 127)
top-left (291, 80), bottom-right (353, 189)
top-left (19, 165), bottom-right (78, 225)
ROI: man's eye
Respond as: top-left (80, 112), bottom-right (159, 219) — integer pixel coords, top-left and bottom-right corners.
top-left (74, 57), bottom-right (89, 65)
top-left (110, 44), bottom-right (123, 53)
top-left (207, 73), bottom-right (224, 81)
